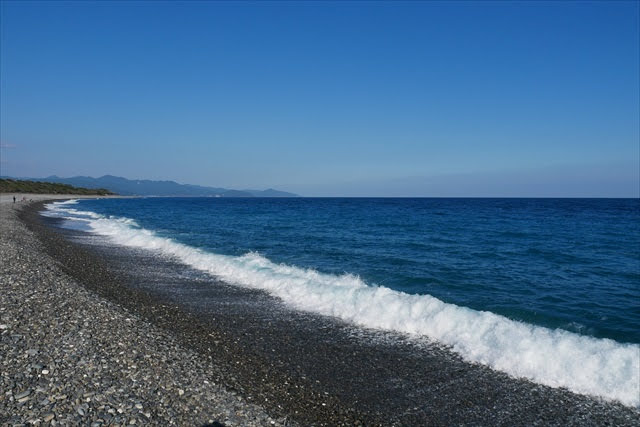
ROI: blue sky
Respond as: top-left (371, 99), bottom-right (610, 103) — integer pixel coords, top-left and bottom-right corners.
top-left (1, 1), bottom-right (638, 196)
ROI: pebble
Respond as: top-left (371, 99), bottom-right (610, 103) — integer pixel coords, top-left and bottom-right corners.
top-left (14, 390), bottom-right (31, 400)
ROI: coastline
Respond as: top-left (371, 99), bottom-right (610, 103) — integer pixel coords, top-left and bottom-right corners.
top-left (0, 197), bottom-right (279, 426)
top-left (0, 194), bottom-right (124, 203)
top-left (2, 197), bottom-right (639, 425)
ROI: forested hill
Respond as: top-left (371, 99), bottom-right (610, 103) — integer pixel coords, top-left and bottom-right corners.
top-left (0, 179), bottom-right (115, 195)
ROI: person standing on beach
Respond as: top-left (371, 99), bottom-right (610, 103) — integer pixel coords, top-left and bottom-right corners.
top-left (13, 196), bottom-right (16, 203)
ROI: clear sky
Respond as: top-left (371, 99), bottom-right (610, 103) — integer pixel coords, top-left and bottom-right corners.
top-left (1, 1), bottom-right (638, 197)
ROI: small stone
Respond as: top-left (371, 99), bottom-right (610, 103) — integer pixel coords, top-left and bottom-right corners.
top-left (0, 324), bottom-right (7, 329)
top-left (42, 369), bottom-right (50, 375)
top-left (76, 405), bottom-right (86, 416)
top-left (134, 403), bottom-right (143, 410)
top-left (15, 390), bottom-right (31, 399)
top-left (43, 413), bottom-right (55, 422)
top-left (26, 349), bottom-right (38, 356)
top-left (178, 389), bottom-right (184, 396)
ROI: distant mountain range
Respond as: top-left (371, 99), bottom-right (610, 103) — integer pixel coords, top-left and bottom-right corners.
top-left (4, 175), bottom-right (299, 197)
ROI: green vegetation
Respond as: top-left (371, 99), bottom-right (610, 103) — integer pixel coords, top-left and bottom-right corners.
top-left (0, 179), bottom-right (115, 195)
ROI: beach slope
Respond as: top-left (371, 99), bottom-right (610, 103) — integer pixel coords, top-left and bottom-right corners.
top-left (0, 197), bottom-right (279, 425)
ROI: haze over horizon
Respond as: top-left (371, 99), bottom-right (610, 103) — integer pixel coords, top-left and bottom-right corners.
top-left (1, 1), bottom-right (638, 197)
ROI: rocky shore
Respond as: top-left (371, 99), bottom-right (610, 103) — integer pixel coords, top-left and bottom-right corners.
top-left (2, 197), bottom-right (640, 426)
top-left (0, 198), bottom-right (280, 426)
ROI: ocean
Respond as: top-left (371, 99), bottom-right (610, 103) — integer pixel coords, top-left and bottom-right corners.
top-left (42, 197), bottom-right (640, 407)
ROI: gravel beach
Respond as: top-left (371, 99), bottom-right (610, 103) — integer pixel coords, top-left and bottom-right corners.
top-left (1, 197), bottom-right (280, 426)
top-left (2, 196), bottom-right (640, 426)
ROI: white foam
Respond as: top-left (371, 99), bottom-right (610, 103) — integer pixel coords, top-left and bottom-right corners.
top-left (54, 199), bottom-right (79, 205)
top-left (44, 201), bottom-right (138, 225)
top-left (44, 203), bottom-right (640, 407)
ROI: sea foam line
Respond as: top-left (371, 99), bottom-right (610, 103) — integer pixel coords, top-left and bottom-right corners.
top-left (44, 201), bottom-right (640, 407)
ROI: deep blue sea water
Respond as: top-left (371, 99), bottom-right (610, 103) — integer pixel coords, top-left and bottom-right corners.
top-left (64, 197), bottom-right (640, 343)
top-left (44, 197), bottom-right (640, 406)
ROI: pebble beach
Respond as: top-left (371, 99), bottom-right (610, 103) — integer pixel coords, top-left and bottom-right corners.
top-left (1, 196), bottom-right (279, 426)
top-left (2, 195), bottom-right (639, 426)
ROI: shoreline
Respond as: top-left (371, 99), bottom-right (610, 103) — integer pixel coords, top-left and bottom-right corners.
top-left (0, 194), bottom-right (125, 201)
top-left (2, 197), bottom-right (639, 425)
top-left (1, 198), bottom-right (280, 426)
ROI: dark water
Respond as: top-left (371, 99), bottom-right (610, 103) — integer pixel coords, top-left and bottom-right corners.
top-left (64, 197), bottom-right (639, 344)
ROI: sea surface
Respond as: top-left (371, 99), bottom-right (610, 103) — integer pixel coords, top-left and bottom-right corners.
top-left (43, 197), bottom-right (640, 407)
